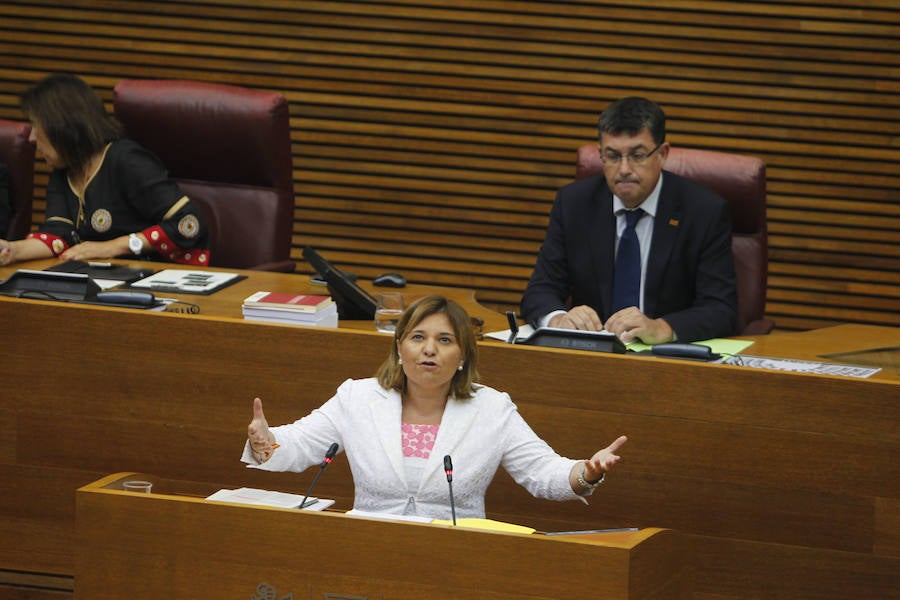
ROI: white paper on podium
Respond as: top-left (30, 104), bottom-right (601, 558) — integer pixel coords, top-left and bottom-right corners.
top-left (206, 487), bottom-right (334, 511)
top-left (345, 509), bottom-right (432, 524)
top-left (485, 324), bottom-right (535, 343)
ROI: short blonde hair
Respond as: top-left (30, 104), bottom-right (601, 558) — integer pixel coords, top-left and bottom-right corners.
top-left (376, 295), bottom-right (479, 399)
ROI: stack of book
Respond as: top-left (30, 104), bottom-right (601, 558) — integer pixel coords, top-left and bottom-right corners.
top-left (242, 292), bottom-right (338, 327)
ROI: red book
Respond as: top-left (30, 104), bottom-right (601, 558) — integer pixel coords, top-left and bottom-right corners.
top-left (242, 291), bottom-right (334, 313)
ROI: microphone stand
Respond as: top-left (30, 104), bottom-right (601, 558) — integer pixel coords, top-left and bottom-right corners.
top-left (300, 442), bottom-right (339, 509)
top-left (444, 455), bottom-right (456, 526)
top-left (505, 311), bottom-right (519, 344)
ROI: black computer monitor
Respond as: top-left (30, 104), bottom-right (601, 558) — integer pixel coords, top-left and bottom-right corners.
top-left (302, 246), bottom-right (377, 320)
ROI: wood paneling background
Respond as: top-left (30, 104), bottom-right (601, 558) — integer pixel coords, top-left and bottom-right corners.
top-left (0, 0), bottom-right (897, 331)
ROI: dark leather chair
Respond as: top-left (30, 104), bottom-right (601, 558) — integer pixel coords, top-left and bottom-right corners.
top-left (0, 118), bottom-right (36, 240)
top-left (576, 144), bottom-right (774, 335)
top-left (113, 79), bottom-right (295, 272)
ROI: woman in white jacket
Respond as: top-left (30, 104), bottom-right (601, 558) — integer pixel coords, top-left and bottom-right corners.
top-left (243, 295), bottom-right (627, 520)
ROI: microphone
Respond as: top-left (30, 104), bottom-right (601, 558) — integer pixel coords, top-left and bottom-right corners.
top-left (444, 455), bottom-right (456, 526)
top-left (505, 311), bottom-right (519, 344)
top-left (300, 442), bottom-right (339, 510)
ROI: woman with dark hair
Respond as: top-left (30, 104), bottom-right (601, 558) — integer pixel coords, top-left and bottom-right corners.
top-left (243, 295), bottom-right (627, 520)
top-left (0, 73), bottom-right (209, 266)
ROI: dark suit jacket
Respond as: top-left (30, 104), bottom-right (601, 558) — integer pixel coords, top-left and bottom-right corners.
top-left (521, 171), bottom-right (737, 342)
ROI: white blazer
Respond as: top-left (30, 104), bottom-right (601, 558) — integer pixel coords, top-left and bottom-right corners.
top-left (243, 378), bottom-right (583, 519)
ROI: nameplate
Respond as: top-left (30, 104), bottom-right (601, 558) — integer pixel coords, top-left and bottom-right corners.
top-left (522, 327), bottom-right (627, 354)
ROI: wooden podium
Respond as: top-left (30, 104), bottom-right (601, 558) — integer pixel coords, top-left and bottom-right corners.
top-left (76, 473), bottom-right (691, 599)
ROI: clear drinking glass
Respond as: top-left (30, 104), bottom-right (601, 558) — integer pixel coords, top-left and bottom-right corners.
top-left (122, 480), bottom-right (153, 494)
top-left (374, 293), bottom-right (405, 334)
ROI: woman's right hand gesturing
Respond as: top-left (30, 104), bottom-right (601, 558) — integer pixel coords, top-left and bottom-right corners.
top-left (248, 397), bottom-right (277, 462)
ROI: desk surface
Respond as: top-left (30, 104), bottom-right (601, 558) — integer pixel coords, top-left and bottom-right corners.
top-left (3, 259), bottom-right (898, 381)
top-left (736, 323), bottom-right (900, 380)
top-left (0, 258), bottom-right (510, 331)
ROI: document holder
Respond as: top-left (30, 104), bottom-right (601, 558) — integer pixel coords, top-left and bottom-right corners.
top-left (45, 260), bottom-right (155, 284)
top-left (523, 327), bottom-right (627, 354)
top-left (0, 269), bottom-right (101, 301)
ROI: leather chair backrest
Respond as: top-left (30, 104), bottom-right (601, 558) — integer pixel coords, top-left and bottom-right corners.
top-left (576, 144), bottom-right (772, 335)
top-left (113, 80), bottom-right (294, 270)
top-left (0, 119), bottom-right (36, 240)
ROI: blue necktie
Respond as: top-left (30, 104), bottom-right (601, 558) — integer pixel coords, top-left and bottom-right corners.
top-left (611, 208), bottom-right (644, 314)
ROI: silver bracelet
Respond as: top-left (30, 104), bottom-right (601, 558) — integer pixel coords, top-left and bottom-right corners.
top-left (577, 467), bottom-right (605, 491)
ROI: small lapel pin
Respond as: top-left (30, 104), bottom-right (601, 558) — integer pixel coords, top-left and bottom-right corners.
top-left (668, 218), bottom-right (680, 227)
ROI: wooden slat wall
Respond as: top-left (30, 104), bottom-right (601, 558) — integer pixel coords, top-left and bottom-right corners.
top-left (0, 0), bottom-right (897, 331)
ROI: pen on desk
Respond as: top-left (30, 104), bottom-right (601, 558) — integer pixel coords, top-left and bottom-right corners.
top-left (544, 527), bottom-right (639, 536)
top-left (87, 261), bottom-right (113, 268)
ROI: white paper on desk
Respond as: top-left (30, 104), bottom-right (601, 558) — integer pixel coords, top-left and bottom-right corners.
top-left (206, 487), bottom-right (334, 511)
top-left (131, 269), bottom-right (240, 293)
top-left (92, 278), bottom-right (126, 290)
top-left (345, 509), bottom-right (433, 524)
top-left (485, 324), bottom-right (535, 343)
top-left (724, 355), bottom-right (881, 378)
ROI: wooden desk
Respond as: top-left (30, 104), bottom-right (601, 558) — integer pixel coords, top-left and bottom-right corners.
top-left (75, 472), bottom-right (690, 599)
top-left (2, 260), bottom-right (898, 599)
top-left (0, 258), bottom-right (509, 330)
top-left (738, 324), bottom-right (900, 380)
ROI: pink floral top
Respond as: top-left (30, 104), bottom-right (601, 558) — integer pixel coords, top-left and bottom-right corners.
top-left (401, 423), bottom-right (440, 458)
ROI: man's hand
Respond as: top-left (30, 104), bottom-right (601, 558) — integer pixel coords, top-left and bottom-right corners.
top-left (549, 305), bottom-right (603, 331)
top-left (604, 307), bottom-right (674, 344)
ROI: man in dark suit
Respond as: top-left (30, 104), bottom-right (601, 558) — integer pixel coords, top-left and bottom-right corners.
top-left (521, 97), bottom-right (737, 344)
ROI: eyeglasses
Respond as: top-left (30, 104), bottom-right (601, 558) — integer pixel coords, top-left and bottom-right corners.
top-left (601, 143), bottom-right (662, 166)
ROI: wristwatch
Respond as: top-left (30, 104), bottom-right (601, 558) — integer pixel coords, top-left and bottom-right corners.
top-left (577, 467), bottom-right (605, 492)
top-left (128, 233), bottom-right (143, 255)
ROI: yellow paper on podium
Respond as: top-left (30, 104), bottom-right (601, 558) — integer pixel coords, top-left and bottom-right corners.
top-left (431, 517), bottom-right (535, 534)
